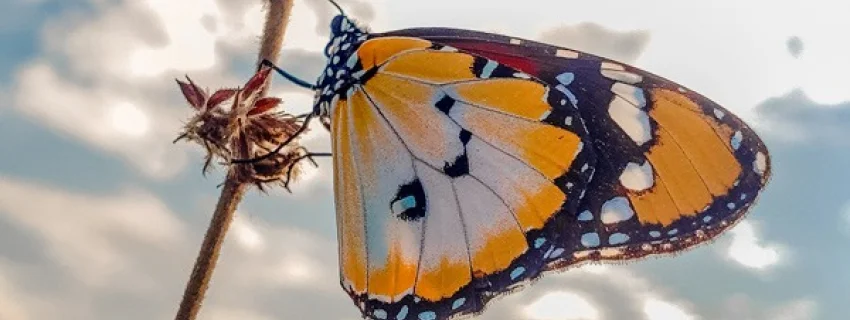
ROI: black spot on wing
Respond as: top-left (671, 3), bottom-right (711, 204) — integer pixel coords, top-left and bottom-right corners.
top-left (471, 57), bottom-right (515, 78)
top-left (443, 129), bottom-right (473, 178)
top-left (443, 153), bottom-right (469, 178)
top-left (436, 94), bottom-right (456, 115)
top-left (459, 129), bottom-right (472, 144)
top-left (392, 179), bottom-right (427, 221)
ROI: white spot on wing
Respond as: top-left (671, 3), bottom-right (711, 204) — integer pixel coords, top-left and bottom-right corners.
top-left (480, 60), bottom-right (499, 78)
top-left (439, 46), bottom-right (459, 52)
top-left (581, 233), bottom-right (600, 247)
top-left (554, 72), bottom-right (579, 107)
top-left (713, 108), bottom-right (725, 119)
top-left (609, 233), bottom-right (630, 245)
top-left (611, 83), bottom-right (646, 108)
top-left (510, 38), bottom-right (522, 45)
top-left (619, 161), bottom-right (654, 191)
top-left (600, 197), bottom-right (635, 224)
top-left (555, 49), bottom-right (579, 58)
top-left (601, 61), bottom-right (625, 71)
top-left (731, 131), bottom-right (743, 150)
top-left (754, 152), bottom-right (767, 175)
top-left (609, 96), bottom-right (652, 145)
top-left (602, 70), bottom-right (643, 84)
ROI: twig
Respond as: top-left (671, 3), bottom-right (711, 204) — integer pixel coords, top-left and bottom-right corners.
top-left (174, 175), bottom-right (247, 320)
top-left (174, 1), bottom-right (297, 319)
top-left (257, 0), bottom-right (295, 96)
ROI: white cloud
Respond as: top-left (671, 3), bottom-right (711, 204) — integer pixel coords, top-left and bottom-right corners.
top-left (0, 87), bottom-right (9, 115)
top-left (644, 297), bottom-right (698, 320)
top-left (538, 22), bottom-right (651, 64)
top-left (7, 0), bottom-right (335, 179)
top-left (231, 215), bottom-right (266, 253)
top-left (726, 221), bottom-right (782, 270)
top-left (216, 221), bottom-right (339, 292)
top-left (767, 298), bottom-right (818, 320)
top-left (525, 291), bottom-right (601, 320)
top-left (523, 265), bottom-right (701, 320)
top-left (841, 201), bottom-right (850, 236)
top-left (0, 266), bottom-right (33, 320)
top-left (202, 307), bottom-right (273, 320)
top-left (721, 295), bottom-right (819, 320)
top-left (12, 62), bottom-right (192, 178)
top-left (0, 175), bottom-right (187, 288)
top-left (0, 176), bottom-right (354, 319)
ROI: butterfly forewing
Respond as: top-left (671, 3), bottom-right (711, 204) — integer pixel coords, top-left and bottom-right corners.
top-left (328, 35), bottom-right (597, 319)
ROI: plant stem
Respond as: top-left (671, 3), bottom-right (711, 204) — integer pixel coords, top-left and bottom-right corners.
top-left (174, 1), bottom-right (296, 319)
top-left (174, 175), bottom-right (247, 320)
top-left (258, 0), bottom-right (295, 96)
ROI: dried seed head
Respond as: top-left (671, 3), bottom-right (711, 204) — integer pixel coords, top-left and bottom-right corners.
top-left (175, 66), bottom-right (310, 189)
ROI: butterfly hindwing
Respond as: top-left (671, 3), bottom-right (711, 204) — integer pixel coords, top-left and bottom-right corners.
top-left (329, 35), bottom-right (597, 319)
top-left (381, 27), bottom-right (772, 264)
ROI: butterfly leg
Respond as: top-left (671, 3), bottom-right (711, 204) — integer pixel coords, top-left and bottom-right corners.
top-left (231, 113), bottom-right (316, 164)
top-left (259, 59), bottom-right (317, 90)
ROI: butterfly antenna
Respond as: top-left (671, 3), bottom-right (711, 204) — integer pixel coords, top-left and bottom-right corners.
top-left (328, 0), bottom-right (346, 16)
top-left (259, 59), bottom-right (317, 90)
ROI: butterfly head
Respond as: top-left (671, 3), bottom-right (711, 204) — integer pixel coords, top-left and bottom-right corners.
top-left (314, 15), bottom-right (368, 117)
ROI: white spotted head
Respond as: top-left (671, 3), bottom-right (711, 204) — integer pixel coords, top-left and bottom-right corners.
top-left (315, 15), bottom-right (368, 117)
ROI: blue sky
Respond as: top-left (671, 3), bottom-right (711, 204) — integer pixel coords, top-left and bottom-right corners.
top-left (1, 0), bottom-right (848, 319)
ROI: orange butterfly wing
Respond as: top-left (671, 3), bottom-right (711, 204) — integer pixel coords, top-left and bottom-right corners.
top-left (384, 28), bottom-right (771, 264)
top-left (328, 36), bottom-right (596, 319)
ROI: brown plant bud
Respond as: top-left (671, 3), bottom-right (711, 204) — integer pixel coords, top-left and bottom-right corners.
top-left (175, 66), bottom-right (309, 190)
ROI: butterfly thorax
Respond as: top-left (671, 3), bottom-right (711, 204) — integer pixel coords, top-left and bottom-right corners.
top-left (314, 15), bottom-right (369, 118)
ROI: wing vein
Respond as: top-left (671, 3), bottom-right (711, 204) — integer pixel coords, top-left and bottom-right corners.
top-left (467, 174), bottom-right (525, 233)
top-left (451, 179), bottom-right (476, 283)
top-left (411, 161), bottom-right (428, 297)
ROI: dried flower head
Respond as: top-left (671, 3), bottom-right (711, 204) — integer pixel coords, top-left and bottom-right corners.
top-left (175, 66), bottom-right (309, 191)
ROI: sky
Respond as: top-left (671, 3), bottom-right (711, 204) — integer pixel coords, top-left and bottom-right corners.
top-left (0, 0), bottom-right (848, 319)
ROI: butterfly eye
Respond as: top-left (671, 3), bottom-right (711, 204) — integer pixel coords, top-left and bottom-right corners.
top-left (330, 15), bottom-right (345, 34)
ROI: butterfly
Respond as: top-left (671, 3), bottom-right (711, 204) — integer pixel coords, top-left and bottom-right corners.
top-left (259, 3), bottom-right (771, 319)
